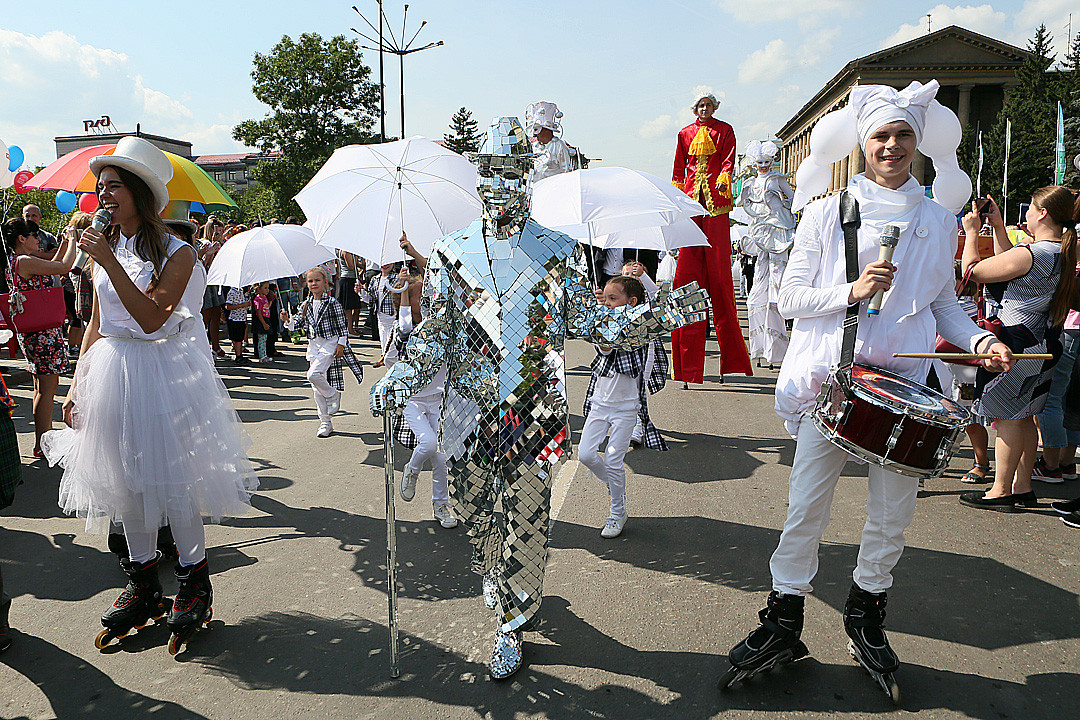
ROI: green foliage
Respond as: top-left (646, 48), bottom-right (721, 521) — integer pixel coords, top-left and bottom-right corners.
top-left (444, 107), bottom-right (479, 155)
top-left (982, 24), bottom-right (1061, 209)
top-left (233, 32), bottom-right (382, 220)
top-left (1, 187), bottom-right (72, 235)
top-left (1060, 31), bottom-right (1080, 188)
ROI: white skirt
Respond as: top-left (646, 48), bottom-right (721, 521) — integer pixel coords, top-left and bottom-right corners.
top-left (42, 322), bottom-right (258, 533)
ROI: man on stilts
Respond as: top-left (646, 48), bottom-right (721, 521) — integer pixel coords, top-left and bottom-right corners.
top-left (671, 91), bottom-right (753, 386)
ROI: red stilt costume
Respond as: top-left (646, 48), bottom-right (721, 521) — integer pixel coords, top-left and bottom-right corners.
top-left (671, 114), bottom-right (752, 382)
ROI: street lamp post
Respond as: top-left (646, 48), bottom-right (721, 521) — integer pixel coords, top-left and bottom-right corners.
top-left (352, 2), bottom-right (442, 140)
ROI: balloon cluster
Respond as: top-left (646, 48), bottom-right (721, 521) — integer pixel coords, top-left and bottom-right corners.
top-left (0, 137), bottom-right (20, 189)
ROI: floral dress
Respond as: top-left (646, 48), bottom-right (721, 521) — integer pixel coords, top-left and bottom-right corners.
top-left (7, 255), bottom-right (69, 376)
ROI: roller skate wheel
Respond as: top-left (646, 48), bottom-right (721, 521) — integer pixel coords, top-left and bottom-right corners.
top-left (168, 633), bottom-right (184, 656)
top-left (204, 607), bottom-right (213, 624)
top-left (884, 673), bottom-right (901, 705)
top-left (94, 628), bottom-right (115, 649)
top-left (717, 665), bottom-right (741, 690)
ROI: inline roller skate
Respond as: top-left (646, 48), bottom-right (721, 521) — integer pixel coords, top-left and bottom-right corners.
top-left (167, 559), bottom-right (213, 656)
top-left (719, 591), bottom-right (808, 689)
top-left (844, 584), bottom-right (901, 705)
top-left (95, 552), bottom-right (170, 649)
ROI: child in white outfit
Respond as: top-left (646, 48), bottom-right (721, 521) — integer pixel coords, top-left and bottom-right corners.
top-left (296, 267), bottom-right (364, 438)
top-left (579, 275), bottom-right (670, 539)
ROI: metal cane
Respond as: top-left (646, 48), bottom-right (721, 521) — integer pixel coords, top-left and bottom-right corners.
top-left (383, 409), bottom-right (400, 678)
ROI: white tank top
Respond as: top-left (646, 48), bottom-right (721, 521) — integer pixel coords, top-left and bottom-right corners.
top-left (94, 232), bottom-right (198, 340)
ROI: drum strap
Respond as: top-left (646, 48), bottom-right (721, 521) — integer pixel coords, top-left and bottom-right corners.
top-left (837, 190), bottom-right (861, 398)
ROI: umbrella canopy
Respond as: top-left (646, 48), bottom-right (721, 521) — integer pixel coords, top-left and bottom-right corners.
top-left (26, 145), bottom-right (238, 211)
top-left (206, 224), bottom-right (335, 287)
top-left (530, 167), bottom-right (708, 239)
top-left (588, 217), bottom-right (709, 252)
top-left (295, 136), bottom-right (482, 265)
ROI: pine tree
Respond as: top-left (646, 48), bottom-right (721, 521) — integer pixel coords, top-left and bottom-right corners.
top-left (444, 107), bottom-right (479, 155)
top-left (983, 24), bottom-right (1057, 211)
top-left (1059, 31), bottom-right (1080, 187)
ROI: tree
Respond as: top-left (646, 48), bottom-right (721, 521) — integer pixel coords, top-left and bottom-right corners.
top-left (1059, 31), bottom-right (1080, 188)
top-left (983, 25), bottom-right (1057, 210)
top-left (233, 33), bottom-right (382, 219)
top-left (2, 186), bottom-right (69, 234)
top-left (443, 107), bottom-right (479, 155)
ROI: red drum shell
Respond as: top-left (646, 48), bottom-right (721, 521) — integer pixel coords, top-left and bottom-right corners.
top-left (812, 364), bottom-right (971, 478)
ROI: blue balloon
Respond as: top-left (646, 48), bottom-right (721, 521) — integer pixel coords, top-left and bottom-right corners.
top-left (7, 145), bottom-right (23, 172)
top-left (55, 191), bottom-right (77, 214)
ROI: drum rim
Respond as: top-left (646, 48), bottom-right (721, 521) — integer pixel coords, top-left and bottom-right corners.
top-left (811, 414), bottom-right (951, 479)
top-left (846, 364), bottom-right (971, 427)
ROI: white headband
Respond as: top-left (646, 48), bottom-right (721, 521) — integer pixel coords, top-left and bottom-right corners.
top-left (792, 79), bottom-right (971, 214)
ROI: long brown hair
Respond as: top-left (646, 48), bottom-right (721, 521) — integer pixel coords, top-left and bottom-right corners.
top-left (97, 165), bottom-right (172, 289)
top-left (1034, 185), bottom-right (1080, 326)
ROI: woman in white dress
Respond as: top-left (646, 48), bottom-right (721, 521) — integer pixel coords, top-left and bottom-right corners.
top-left (42, 137), bottom-right (257, 653)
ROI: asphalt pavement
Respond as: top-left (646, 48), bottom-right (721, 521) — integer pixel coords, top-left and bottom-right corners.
top-left (2, 311), bottom-right (1079, 720)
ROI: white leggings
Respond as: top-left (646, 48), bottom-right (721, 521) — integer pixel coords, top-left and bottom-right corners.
top-left (123, 519), bottom-right (206, 567)
top-left (404, 395), bottom-right (449, 504)
top-left (578, 402), bottom-right (637, 519)
top-left (307, 350), bottom-right (337, 423)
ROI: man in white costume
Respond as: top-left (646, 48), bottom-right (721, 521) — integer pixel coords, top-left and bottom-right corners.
top-left (736, 140), bottom-right (795, 367)
top-left (720, 81), bottom-right (1013, 698)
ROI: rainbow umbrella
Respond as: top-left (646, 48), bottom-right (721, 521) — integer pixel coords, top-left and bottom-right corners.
top-left (27, 145), bottom-right (238, 211)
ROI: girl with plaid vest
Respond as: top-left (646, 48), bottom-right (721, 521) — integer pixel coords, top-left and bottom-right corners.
top-left (296, 267), bottom-right (364, 438)
top-left (579, 276), bottom-right (670, 539)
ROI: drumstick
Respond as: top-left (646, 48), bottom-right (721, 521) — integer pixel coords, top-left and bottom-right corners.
top-left (893, 352), bottom-right (1053, 360)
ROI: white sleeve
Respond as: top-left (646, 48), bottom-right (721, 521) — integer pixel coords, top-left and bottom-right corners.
top-left (776, 208), bottom-right (852, 319)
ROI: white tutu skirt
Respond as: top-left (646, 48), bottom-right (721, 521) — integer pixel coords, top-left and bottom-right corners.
top-left (42, 327), bottom-right (258, 533)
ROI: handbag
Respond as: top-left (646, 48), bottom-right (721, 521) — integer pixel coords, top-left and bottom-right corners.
top-left (0, 256), bottom-right (67, 334)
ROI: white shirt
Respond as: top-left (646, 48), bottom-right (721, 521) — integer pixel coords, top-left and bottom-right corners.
top-left (591, 348), bottom-right (641, 408)
top-left (307, 295), bottom-right (347, 358)
top-left (774, 174), bottom-right (994, 436)
top-left (94, 231), bottom-right (196, 340)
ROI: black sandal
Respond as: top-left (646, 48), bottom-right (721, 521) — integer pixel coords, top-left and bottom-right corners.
top-left (961, 464), bottom-right (991, 484)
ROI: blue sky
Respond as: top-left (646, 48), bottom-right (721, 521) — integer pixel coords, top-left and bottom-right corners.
top-left (1, 1), bottom-right (1074, 180)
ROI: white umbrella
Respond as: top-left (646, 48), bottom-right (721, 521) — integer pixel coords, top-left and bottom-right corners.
top-left (585, 217), bottom-right (709, 252)
top-left (530, 167), bottom-right (708, 239)
top-left (206, 224), bottom-right (335, 287)
top-left (295, 136), bottom-right (482, 265)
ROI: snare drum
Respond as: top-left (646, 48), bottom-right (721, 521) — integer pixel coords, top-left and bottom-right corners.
top-left (812, 364), bottom-right (972, 478)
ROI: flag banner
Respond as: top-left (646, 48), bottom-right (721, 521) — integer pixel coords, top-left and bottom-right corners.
top-left (1056, 102), bottom-right (1065, 185)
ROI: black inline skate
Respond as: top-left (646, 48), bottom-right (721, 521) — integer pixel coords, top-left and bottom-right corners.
top-left (95, 552), bottom-right (170, 649)
top-left (719, 591), bottom-right (809, 689)
top-left (844, 583), bottom-right (901, 705)
top-left (167, 559), bottom-right (213, 656)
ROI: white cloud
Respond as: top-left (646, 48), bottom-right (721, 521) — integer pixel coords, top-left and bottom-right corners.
top-left (716, 0), bottom-right (860, 24)
top-left (639, 114), bottom-right (677, 140)
top-left (880, 5), bottom-right (1010, 49)
top-left (1016, 0), bottom-right (1078, 59)
top-left (0, 30), bottom-right (248, 169)
top-left (738, 39), bottom-right (794, 85)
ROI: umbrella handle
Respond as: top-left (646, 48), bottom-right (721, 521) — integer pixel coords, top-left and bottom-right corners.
top-left (383, 409), bottom-right (401, 679)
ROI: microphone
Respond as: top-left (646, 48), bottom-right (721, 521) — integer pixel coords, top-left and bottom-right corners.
top-left (72, 208), bottom-right (111, 275)
top-left (867, 224), bottom-right (900, 316)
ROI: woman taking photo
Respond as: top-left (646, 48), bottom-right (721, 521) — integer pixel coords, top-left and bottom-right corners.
top-left (960, 187), bottom-right (1080, 512)
top-left (41, 137), bottom-right (257, 654)
top-left (1, 217), bottom-right (76, 456)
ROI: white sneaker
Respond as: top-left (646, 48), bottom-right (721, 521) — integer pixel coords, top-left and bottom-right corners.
top-left (400, 471), bottom-right (418, 501)
top-left (601, 514), bottom-right (627, 538)
top-left (433, 502), bottom-right (458, 528)
top-left (327, 390), bottom-right (341, 415)
top-left (316, 422), bottom-right (333, 438)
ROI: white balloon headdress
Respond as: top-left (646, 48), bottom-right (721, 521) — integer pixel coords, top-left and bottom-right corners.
top-left (746, 140), bottom-right (779, 165)
top-left (524, 101), bottom-right (563, 137)
top-left (791, 80), bottom-right (971, 214)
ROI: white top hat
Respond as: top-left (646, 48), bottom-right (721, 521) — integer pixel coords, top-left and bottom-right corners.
top-left (524, 101), bottom-right (563, 136)
top-left (89, 136), bottom-right (173, 213)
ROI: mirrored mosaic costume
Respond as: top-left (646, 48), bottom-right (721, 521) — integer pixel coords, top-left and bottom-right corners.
top-left (372, 117), bottom-right (707, 677)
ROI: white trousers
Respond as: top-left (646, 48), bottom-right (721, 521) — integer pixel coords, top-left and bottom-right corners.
top-left (403, 395), bottom-right (449, 504)
top-left (578, 402), bottom-right (638, 519)
top-left (377, 312), bottom-right (398, 366)
top-left (769, 415), bottom-right (919, 595)
top-left (307, 350), bottom-right (337, 423)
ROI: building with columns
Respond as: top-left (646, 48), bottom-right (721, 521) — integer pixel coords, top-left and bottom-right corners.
top-left (776, 25), bottom-right (1030, 195)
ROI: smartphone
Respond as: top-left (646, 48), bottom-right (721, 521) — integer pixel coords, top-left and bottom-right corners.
top-left (974, 197), bottom-right (992, 215)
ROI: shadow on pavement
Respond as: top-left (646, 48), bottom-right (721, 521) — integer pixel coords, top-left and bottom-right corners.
top-left (1, 632), bottom-right (211, 719)
top-left (551, 515), bottom-right (1080, 651)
